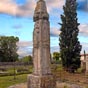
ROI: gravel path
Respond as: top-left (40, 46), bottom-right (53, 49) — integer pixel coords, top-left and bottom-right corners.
top-left (8, 82), bottom-right (84, 88)
top-left (8, 83), bottom-right (27, 88)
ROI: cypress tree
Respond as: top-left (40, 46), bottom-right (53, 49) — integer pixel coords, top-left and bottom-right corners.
top-left (59, 0), bottom-right (82, 72)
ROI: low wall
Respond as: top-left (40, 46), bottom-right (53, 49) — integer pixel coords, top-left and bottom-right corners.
top-left (0, 62), bottom-right (32, 66)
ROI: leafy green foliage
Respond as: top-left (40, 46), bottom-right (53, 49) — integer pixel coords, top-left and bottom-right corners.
top-left (20, 55), bottom-right (33, 64)
top-left (59, 0), bottom-right (82, 72)
top-left (0, 36), bottom-right (19, 62)
top-left (52, 52), bottom-right (61, 64)
top-left (53, 52), bottom-right (60, 61)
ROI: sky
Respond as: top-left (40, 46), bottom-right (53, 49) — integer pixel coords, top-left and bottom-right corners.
top-left (0, 0), bottom-right (88, 57)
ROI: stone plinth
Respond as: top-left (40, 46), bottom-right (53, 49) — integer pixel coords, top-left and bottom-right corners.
top-left (27, 74), bottom-right (56, 88)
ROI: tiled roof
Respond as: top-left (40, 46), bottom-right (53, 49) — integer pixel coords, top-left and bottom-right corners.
top-left (81, 54), bottom-right (88, 56)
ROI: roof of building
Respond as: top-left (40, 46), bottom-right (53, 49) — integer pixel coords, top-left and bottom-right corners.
top-left (80, 54), bottom-right (88, 56)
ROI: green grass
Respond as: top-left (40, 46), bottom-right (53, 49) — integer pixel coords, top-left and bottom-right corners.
top-left (0, 65), bottom-right (33, 88)
top-left (0, 74), bottom-right (28, 88)
top-left (0, 65), bottom-right (33, 77)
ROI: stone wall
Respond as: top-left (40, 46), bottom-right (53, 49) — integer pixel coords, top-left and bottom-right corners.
top-left (0, 62), bottom-right (32, 66)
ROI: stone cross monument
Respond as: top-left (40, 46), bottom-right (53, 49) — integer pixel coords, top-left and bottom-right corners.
top-left (27, 0), bottom-right (56, 88)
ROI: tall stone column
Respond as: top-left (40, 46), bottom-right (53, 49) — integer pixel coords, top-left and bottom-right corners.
top-left (27, 0), bottom-right (56, 88)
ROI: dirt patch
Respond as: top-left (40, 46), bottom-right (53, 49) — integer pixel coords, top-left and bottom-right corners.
top-left (8, 83), bottom-right (27, 88)
top-left (54, 70), bottom-right (88, 87)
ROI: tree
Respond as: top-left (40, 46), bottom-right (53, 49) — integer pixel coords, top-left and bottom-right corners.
top-left (53, 52), bottom-right (60, 63)
top-left (84, 50), bottom-right (86, 60)
top-left (20, 55), bottom-right (33, 64)
top-left (0, 36), bottom-right (19, 62)
top-left (59, 0), bottom-right (82, 72)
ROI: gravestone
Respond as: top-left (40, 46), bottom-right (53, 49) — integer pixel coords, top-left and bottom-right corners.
top-left (81, 54), bottom-right (88, 73)
top-left (27, 0), bottom-right (56, 88)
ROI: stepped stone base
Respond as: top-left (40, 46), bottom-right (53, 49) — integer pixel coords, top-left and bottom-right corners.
top-left (27, 74), bottom-right (56, 88)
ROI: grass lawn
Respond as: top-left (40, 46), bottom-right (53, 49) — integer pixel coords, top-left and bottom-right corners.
top-left (0, 64), bottom-right (88, 88)
top-left (0, 74), bottom-right (28, 88)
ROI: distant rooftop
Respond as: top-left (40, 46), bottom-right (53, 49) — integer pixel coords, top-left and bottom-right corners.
top-left (81, 54), bottom-right (88, 56)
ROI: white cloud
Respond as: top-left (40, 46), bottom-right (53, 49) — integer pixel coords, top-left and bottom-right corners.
top-left (16, 0), bottom-right (36, 17)
top-left (0, 0), bottom-right (64, 17)
top-left (0, 0), bottom-right (36, 17)
top-left (46, 0), bottom-right (64, 12)
top-left (17, 41), bottom-right (33, 57)
top-left (17, 48), bottom-right (32, 57)
top-left (50, 28), bottom-right (60, 37)
top-left (17, 41), bottom-right (33, 47)
top-left (79, 24), bottom-right (88, 36)
top-left (0, 0), bottom-right (88, 17)
top-left (0, 0), bottom-right (17, 15)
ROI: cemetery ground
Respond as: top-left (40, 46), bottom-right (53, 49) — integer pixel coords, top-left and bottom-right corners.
top-left (0, 64), bottom-right (88, 88)
top-left (0, 74), bottom-right (27, 88)
top-left (0, 65), bottom-right (33, 88)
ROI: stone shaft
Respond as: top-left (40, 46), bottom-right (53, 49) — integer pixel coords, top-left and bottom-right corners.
top-left (33, 0), bottom-right (51, 76)
top-left (28, 0), bottom-right (56, 88)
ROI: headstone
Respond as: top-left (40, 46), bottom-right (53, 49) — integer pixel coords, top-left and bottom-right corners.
top-left (86, 58), bottom-right (88, 73)
top-left (27, 0), bottom-right (56, 88)
top-left (81, 54), bottom-right (88, 73)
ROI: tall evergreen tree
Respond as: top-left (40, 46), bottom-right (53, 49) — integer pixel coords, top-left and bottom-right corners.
top-left (59, 0), bottom-right (82, 72)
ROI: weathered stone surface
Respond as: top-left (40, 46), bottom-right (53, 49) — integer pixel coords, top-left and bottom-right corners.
top-left (28, 74), bottom-right (56, 88)
top-left (27, 0), bottom-right (56, 88)
top-left (86, 61), bottom-right (88, 73)
top-left (81, 55), bottom-right (88, 73)
top-left (33, 0), bottom-right (49, 21)
top-left (32, 0), bottom-right (51, 76)
top-left (33, 19), bottom-right (51, 75)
